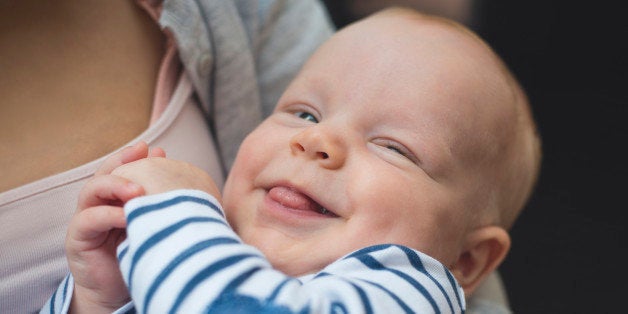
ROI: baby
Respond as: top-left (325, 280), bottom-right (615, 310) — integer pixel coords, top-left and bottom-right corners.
top-left (44, 7), bottom-right (541, 314)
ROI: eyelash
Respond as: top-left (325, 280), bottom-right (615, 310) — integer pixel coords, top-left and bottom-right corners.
top-left (379, 140), bottom-right (417, 163)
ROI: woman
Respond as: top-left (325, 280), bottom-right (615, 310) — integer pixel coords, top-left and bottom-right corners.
top-left (0, 1), bottom-right (333, 312)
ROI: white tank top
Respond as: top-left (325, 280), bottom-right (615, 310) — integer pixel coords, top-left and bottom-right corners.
top-left (0, 54), bottom-right (224, 314)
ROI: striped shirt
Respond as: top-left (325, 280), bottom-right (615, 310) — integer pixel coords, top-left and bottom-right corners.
top-left (42, 189), bottom-right (466, 313)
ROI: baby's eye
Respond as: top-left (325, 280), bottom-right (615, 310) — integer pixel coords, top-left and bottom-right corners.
top-left (386, 145), bottom-right (413, 161)
top-left (386, 145), bottom-right (406, 156)
top-left (374, 139), bottom-right (419, 164)
top-left (296, 111), bottom-right (318, 123)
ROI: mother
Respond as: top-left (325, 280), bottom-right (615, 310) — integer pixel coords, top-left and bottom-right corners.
top-left (0, 1), bottom-right (333, 312)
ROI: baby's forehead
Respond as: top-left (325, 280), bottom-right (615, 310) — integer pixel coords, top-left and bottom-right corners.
top-left (358, 9), bottom-right (499, 65)
top-left (364, 13), bottom-right (520, 148)
top-left (301, 8), bottom-right (522, 148)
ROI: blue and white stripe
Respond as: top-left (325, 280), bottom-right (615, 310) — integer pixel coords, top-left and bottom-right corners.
top-left (42, 189), bottom-right (465, 313)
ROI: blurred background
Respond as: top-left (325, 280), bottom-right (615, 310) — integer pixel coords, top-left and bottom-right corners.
top-left (322, 1), bottom-right (627, 313)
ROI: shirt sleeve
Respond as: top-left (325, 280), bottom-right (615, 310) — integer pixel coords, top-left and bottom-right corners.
top-left (119, 189), bottom-right (466, 314)
top-left (38, 267), bottom-right (136, 314)
top-left (39, 274), bottom-right (72, 314)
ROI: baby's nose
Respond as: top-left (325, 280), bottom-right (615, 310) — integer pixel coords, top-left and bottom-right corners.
top-left (289, 127), bottom-right (346, 169)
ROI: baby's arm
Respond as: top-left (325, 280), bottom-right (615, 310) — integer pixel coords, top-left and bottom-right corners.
top-left (41, 142), bottom-right (164, 314)
top-left (120, 190), bottom-right (466, 314)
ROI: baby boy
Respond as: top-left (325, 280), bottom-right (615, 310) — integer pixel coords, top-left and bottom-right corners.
top-left (44, 7), bottom-right (540, 314)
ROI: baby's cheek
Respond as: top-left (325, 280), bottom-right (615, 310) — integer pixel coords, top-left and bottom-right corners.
top-left (222, 202), bottom-right (244, 234)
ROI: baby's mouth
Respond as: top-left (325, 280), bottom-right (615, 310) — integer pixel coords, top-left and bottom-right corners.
top-left (267, 186), bottom-right (337, 217)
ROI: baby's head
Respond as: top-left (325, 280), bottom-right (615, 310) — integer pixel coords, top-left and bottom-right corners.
top-left (223, 7), bottom-right (541, 296)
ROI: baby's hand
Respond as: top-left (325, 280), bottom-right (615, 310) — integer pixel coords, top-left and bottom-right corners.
top-left (65, 141), bottom-right (164, 312)
top-left (66, 175), bottom-right (141, 312)
top-left (112, 157), bottom-right (222, 202)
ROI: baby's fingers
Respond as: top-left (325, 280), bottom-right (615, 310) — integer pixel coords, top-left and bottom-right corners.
top-left (69, 205), bottom-right (127, 242)
top-left (95, 141), bottom-right (150, 176)
top-left (78, 175), bottom-right (144, 210)
top-left (149, 146), bottom-right (166, 158)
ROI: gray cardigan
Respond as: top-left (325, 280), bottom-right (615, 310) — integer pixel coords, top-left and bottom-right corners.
top-left (159, 0), bottom-right (334, 170)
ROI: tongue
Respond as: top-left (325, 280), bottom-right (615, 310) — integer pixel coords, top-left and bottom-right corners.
top-left (268, 186), bottom-right (321, 212)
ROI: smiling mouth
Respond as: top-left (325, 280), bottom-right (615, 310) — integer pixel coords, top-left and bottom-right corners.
top-left (267, 186), bottom-right (337, 217)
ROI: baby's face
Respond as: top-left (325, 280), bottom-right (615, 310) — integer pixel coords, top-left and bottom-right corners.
top-left (222, 12), bottom-right (513, 276)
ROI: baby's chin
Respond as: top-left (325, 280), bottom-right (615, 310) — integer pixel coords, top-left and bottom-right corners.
top-left (238, 232), bottom-right (331, 277)
top-left (268, 255), bottom-right (329, 277)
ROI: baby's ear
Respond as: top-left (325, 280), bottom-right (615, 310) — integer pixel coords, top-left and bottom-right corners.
top-left (449, 226), bottom-right (510, 296)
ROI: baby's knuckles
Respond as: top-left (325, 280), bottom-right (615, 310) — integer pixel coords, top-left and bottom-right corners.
top-left (112, 158), bottom-right (221, 201)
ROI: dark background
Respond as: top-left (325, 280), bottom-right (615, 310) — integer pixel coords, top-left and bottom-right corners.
top-left (322, 1), bottom-right (627, 313)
